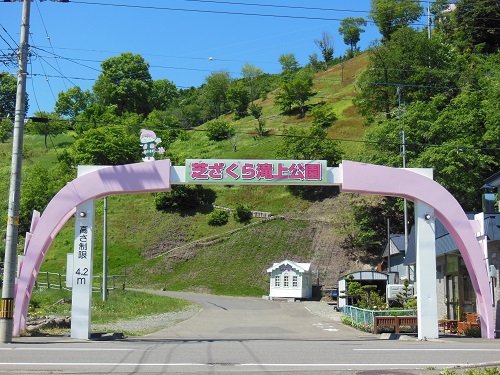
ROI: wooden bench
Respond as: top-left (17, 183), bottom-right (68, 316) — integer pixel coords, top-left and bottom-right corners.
top-left (373, 316), bottom-right (418, 334)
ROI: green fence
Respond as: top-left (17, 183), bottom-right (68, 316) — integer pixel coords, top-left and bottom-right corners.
top-left (342, 305), bottom-right (417, 330)
top-left (35, 272), bottom-right (126, 292)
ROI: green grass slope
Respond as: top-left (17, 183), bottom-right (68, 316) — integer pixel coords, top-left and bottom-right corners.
top-left (1, 54), bottom-right (369, 296)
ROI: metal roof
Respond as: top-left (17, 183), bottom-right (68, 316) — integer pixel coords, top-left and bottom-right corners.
top-left (404, 213), bottom-right (500, 265)
top-left (267, 259), bottom-right (311, 273)
top-left (484, 170), bottom-right (500, 189)
top-left (338, 270), bottom-right (389, 281)
top-left (382, 234), bottom-right (406, 257)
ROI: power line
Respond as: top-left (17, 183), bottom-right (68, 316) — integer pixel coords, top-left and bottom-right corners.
top-left (179, 0), bottom-right (371, 14)
top-left (28, 58), bottom-right (42, 112)
top-left (0, 23), bottom-right (18, 49)
top-left (68, 0), bottom-right (350, 22)
top-left (34, 0), bottom-right (68, 90)
top-left (33, 44), bottom-right (275, 65)
top-left (66, 0), bottom-right (500, 30)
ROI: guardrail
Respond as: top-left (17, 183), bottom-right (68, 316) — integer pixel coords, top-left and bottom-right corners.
top-left (342, 305), bottom-right (417, 330)
top-left (35, 272), bottom-right (126, 292)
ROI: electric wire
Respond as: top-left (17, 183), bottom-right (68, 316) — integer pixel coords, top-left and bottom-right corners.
top-left (34, 0), bottom-right (68, 90)
top-left (0, 23), bottom-right (19, 49)
top-left (178, 0), bottom-right (371, 14)
top-left (67, 0), bottom-right (500, 29)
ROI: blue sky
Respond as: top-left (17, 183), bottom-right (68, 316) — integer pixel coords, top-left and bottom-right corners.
top-left (1, 0), bottom-right (383, 115)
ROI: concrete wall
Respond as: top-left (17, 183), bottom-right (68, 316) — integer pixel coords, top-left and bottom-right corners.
top-left (489, 241), bottom-right (500, 333)
top-left (436, 256), bottom-right (447, 320)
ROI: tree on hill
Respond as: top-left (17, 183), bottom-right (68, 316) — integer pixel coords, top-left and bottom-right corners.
top-left (311, 103), bottom-right (337, 129)
top-left (369, 0), bottom-right (423, 41)
top-left (1, 71), bottom-right (27, 118)
top-left (155, 185), bottom-right (216, 214)
top-left (206, 118), bottom-right (235, 141)
top-left (433, 0), bottom-right (500, 53)
top-left (307, 53), bottom-right (325, 73)
top-left (339, 17), bottom-right (368, 57)
top-left (0, 118), bottom-right (13, 142)
top-left (60, 125), bottom-right (142, 167)
top-left (355, 27), bottom-right (458, 121)
top-left (275, 70), bottom-right (314, 116)
top-left (362, 59), bottom-right (499, 211)
top-left (76, 103), bottom-right (120, 133)
top-left (241, 63), bottom-right (264, 102)
top-left (150, 79), bottom-right (178, 111)
top-left (93, 53), bottom-right (153, 115)
top-left (275, 125), bottom-right (341, 167)
top-left (54, 86), bottom-right (92, 125)
top-left (314, 32), bottom-right (334, 70)
top-left (200, 71), bottom-right (232, 120)
top-left (227, 80), bottom-right (250, 119)
top-left (171, 87), bottom-right (204, 128)
top-left (278, 53), bottom-right (300, 78)
top-left (19, 164), bottom-right (64, 233)
top-left (249, 103), bottom-right (266, 136)
top-left (26, 112), bottom-right (67, 148)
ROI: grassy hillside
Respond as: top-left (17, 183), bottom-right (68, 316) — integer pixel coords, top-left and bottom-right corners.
top-left (1, 54), bottom-right (371, 296)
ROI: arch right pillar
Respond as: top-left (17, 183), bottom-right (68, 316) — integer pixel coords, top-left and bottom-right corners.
top-left (340, 161), bottom-right (495, 339)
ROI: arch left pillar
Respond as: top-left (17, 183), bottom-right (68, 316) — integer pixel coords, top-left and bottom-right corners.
top-left (13, 160), bottom-right (172, 336)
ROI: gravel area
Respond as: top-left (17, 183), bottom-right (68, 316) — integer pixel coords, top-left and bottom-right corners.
top-left (92, 305), bottom-right (201, 335)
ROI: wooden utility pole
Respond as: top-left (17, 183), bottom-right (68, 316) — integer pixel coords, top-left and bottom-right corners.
top-left (1, 0), bottom-right (31, 343)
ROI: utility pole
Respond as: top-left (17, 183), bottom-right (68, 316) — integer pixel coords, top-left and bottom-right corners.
top-left (427, 1), bottom-right (432, 40)
top-left (102, 197), bottom-right (108, 302)
top-left (401, 129), bottom-right (408, 265)
top-left (396, 86), bottom-right (409, 280)
top-left (0, 0), bottom-right (31, 343)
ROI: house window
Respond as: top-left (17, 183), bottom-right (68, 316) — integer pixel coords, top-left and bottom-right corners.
top-left (292, 275), bottom-right (298, 287)
top-left (274, 275), bottom-right (280, 287)
top-left (283, 275), bottom-right (289, 287)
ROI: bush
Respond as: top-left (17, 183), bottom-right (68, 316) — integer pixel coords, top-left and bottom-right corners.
top-left (311, 103), bottom-right (337, 129)
top-left (233, 204), bottom-right (252, 223)
top-left (464, 325), bottom-right (481, 338)
top-left (440, 368), bottom-right (500, 375)
top-left (341, 315), bottom-right (372, 332)
top-left (155, 185), bottom-right (216, 213)
top-left (206, 119), bottom-right (235, 141)
top-left (208, 209), bottom-right (229, 226)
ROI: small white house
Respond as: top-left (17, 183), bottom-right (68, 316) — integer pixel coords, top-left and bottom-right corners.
top-left (267, 260), bottom-right (312, 299)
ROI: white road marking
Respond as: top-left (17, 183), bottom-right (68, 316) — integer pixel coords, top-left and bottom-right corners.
top-left (0, 362), bottom-right (472, 368)
top-left (312, 322), bottom-right (338, 332)
top-left (0, 347), bottom-right (133, 351)
top-left (354, 348), bottom-right (500, 351)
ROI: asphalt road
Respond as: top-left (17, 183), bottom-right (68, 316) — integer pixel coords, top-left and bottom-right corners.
top-left (1, 291), bottom-right (499, 374)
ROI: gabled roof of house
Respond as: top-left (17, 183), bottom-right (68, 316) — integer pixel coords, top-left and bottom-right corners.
top-left (267, 259), bottom-right (311, 273)
top-left (382, 234), bottom-right (406, 257)
top-left (403, 213), bottom-right (500, 265)
top-left (484, 170), bottom-right (500, 189)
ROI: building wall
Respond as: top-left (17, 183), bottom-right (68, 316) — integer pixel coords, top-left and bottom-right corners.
top-left (436, 256), bottom-right (447, 320)
top-left (388, 254), bottom-right (408, 283)
top-left (269, 269), bottom-right (312, 299)
top-left (435, 242), bottom-right (499, 331)
top-left (489, 240), bottom-right (500, 332)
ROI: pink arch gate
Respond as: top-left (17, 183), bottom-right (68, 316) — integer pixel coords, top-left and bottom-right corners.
top-left (13, 160), bottom-right (495, 338)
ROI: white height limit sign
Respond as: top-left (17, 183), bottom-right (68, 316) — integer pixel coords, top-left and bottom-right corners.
top-left (70, 200), bottom-right (95, 339)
